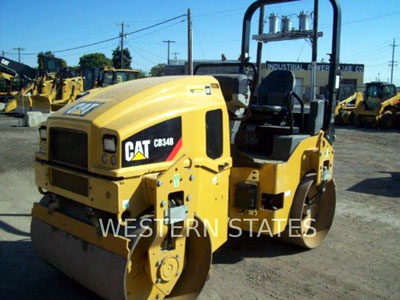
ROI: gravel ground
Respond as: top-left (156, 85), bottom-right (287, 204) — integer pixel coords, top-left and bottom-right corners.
top-left (0, 124), bottom-right (399, 300)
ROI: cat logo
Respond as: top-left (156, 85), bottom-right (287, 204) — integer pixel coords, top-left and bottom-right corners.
top-left (125, 140), bottom-right (151, 161)
top-left (65, 102), bottom-right (103, 116)
top-left (1, 58), bottom-right (10, 66)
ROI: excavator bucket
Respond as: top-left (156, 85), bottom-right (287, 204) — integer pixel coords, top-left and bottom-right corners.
top-left (14, 95), bottom-right (33, 114)
top-left (30, 95), bottom-right (52, 113)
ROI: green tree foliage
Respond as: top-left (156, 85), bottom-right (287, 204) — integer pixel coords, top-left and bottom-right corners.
top-left (37, 51), bottom-right (54, 67)
top-left (79, 53), bottom-right (112, 69)
top-left (136, 70), bottom-right (147, 78)
top-left (37, 51), bottom-right (67, 71)
top-left (150, 64), bottom-right (166, 77)
top-left (112, 46), bottom-right (132, 69)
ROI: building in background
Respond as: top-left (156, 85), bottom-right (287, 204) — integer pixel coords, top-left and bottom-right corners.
top-left (165, 60), bottom-right (240, 76)
top-left (262, 61), bottom-right (364, 101)
top-left (165, 59), bottom-right (364, 102)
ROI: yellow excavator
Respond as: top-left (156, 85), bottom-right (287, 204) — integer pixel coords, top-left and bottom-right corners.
top-left (354, 82), bottom-right (400, 129)
top-left (30, 0), bottom-right (341, 299)
top-left (334, 91), bottom-right (363, 125)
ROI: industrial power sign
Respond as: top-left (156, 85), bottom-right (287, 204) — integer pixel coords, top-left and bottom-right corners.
top-left (266, 61), bottom-right (364, 73)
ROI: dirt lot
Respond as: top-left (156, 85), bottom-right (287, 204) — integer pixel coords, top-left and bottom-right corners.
top-left (0, 124), bottom-right (399, 300)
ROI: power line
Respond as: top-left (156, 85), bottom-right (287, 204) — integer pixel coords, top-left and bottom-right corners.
top-left (344, 10), bottom-right (400, 26)
top-left (193, 23), bottom-right (205, 60)
top-left (192, 7), bottom-right (246, 18)
top-left (133, 45), bottom-right (166, 60)
top-left (341, 40), bottom-right (391, 60)
top-left (5, 14), bottom-right (186, 56)
top-left (131, 47), bottom-right (157, 65)
top-left (319, 10), bottom-right (400, 31)
top-left (47, 21), bottom-right (184, 61)
top-left (127, 19), bottom-right (185, 42)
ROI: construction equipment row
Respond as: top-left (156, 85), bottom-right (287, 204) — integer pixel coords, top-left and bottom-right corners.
top-left (1, 55), bottom-right (140, 114)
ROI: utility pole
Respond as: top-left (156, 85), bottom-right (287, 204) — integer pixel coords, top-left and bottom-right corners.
top-left (13, 47), bottom-right (25, 63)
top-left (119, 22), bottom-right (125, 68)
top-left (163, 40), bottom-right (175, 65)
top-left (172, 52), bottom-right (179, 64)
top-left (389, 38), bottom-right (398, 84)
top-left (187, 8), bottom-right (193, 75)
top-left (1, 50), bottom-right (4, 57)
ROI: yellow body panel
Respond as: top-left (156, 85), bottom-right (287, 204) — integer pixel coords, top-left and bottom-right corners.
top-left (229, 132), bottom-right (333, 235)
top-left (36, 76), bottom-right (231, 252)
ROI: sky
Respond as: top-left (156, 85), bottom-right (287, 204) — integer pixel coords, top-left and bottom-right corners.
top-left (0, 0), bottom-right (399, 85)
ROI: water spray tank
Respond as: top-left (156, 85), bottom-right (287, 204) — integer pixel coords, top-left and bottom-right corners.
top-left (281, 16), bottom-right (292, 32)
top-left (298, 11), bottom-right (309, 31)
top-left (268, 14), bottom-right (279, 34)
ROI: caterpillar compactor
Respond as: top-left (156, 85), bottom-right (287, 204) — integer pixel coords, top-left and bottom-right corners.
top-left (31, 0), bottom-right (341, 299)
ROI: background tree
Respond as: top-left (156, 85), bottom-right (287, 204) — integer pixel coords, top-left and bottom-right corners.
top-left (37, 51), bottom-right (54, 66)
top-left (37, 51), bottom-right (67, 71)
top-left (136, 70), bottom-right (147, 78)
top-left (79, 53), bottom-right (112, 69)
top-left (150, 64), bottom-right (166, 77)
top-left (112, 46), bottom-right (132, 69)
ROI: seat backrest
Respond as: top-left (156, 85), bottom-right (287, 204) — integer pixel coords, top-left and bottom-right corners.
top-left (257, 70), bottom-right (296, 107)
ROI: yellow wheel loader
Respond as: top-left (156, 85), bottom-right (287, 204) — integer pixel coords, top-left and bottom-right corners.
top-left (354, 82), bottom-right (400, 129)
top-left (10, 68), bottom-right (84, 114)
top-left (5, 56), bottom-right (84, 114)
top-left (30, 0), bottom-right (341, 299)
top-left (31, 68), bottom-right (84, 113)
top-left (334, 92), bottom-right (362, 125)
top-left (0, 56), bottom-right (36, 107)
top-left (82, 66), bottom-right (140, 91)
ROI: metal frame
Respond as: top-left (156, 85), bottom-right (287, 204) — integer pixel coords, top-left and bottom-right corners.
top-left (240, 0), bottom-right (341, 142)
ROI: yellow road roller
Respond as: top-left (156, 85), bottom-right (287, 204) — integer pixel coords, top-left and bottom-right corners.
top-left (31, 0), bottom-right (341, 299)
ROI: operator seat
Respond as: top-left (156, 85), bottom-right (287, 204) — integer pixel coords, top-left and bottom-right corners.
top-left (213, 74), bottom-right (251, 143)
top-left (251, 70), bottom-right (301, 134)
